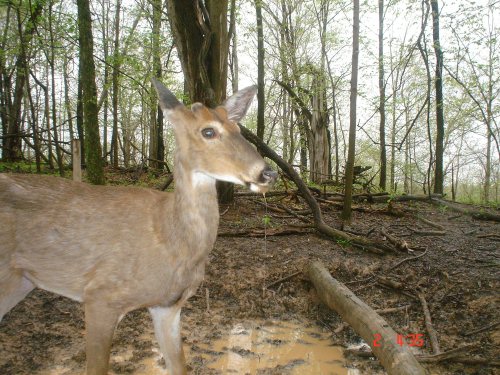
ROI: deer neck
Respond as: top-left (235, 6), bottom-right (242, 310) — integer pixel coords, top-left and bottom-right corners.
top-left (171, 154), bottom-right (219, 253)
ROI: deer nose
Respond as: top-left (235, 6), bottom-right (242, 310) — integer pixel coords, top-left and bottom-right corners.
top-left (261, 167), bottom-right (278, 184)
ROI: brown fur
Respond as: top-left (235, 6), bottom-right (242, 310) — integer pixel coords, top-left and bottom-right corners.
top-left (0, 80), bottom-right (276, 375)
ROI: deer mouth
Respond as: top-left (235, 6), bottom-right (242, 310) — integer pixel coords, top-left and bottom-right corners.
top-left (246, 181), bottom-right (271, 194)
top-left (246, 167), bottom-right (278, 194)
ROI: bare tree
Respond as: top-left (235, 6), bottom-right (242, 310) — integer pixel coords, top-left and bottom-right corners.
top-left (77, 0), bottom-right (105, 184)
top-left (430, 0), bottom-right (445, 194)
top-left (378, 0), bottom-right (387, 190)
top-left (342, 0), bottom-right (360, 223)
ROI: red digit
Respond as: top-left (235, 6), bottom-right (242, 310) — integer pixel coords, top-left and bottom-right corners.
top-left (373, 333), bottom-right (382, 347)
top-left (397, 334), bottom-right (404, 346)
top-left (413, 333), bottom-right (424, 347)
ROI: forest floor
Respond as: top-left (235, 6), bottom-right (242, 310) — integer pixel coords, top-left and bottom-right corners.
top-left (0, 170), bottom-right (499, 375)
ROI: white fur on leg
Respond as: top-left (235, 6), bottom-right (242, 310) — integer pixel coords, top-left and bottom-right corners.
top-left (149, 306), bottom-right (186, 374)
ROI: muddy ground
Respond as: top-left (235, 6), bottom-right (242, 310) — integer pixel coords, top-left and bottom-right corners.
top-left (1, 176), bottom-right (498, 374)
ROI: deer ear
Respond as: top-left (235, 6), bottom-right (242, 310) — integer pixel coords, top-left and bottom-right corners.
top-left (223, 85), bottom-right (257, 122)
top-left (151, 78), bottom-right (183, 114)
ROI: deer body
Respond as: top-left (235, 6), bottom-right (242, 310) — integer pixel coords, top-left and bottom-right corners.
top-left (0, 79), bottom-right (276, 374)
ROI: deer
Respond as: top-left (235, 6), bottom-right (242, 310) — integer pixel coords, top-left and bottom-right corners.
top-left (0, 78), bottom-right (277, 375)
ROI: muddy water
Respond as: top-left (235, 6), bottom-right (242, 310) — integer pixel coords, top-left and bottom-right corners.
top-left (138, 320), bottom-right (355, 374)
top-left (38, 320), bottom-right (354, 374)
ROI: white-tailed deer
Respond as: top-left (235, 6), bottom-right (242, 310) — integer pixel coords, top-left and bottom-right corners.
top-left (0, 79), bottom-right (277, 375)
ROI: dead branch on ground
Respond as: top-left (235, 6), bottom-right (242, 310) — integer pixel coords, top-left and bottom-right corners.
top-left (431, 198), bottom-right (500, 222)
top-left (418, 292), bottom-right (441, 354)
top-left (240, 125), bottom-right (393, 253)
top-left (305, 260), bottom-right (427, 375)
top-left (381, 228), bottom-right (410, 252)
top-left (416, 215), bottom-right (445, 230)
top-left (218, 225), bottom-right (314, 238)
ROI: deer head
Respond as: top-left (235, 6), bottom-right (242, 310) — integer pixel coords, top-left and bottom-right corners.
top-left (152, 79), bottom-right (277, 193)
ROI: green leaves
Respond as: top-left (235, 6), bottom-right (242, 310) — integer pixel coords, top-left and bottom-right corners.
top-left (262, 214), bottom-right (272, 226)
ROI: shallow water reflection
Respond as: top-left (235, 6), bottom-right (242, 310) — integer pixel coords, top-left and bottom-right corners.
top-left (191, 320), bottom-right (356, 374)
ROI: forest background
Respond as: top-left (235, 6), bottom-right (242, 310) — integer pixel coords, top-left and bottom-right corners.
top-left (0, 0), bottom-right (498, 204)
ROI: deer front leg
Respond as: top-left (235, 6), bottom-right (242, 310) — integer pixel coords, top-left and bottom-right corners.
top-left (84, 302), bottom-right (120, 375)
top-left (149, 305), bottom-right (187, 375)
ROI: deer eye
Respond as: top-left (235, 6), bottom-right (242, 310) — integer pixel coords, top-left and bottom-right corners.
top-left (201, 128), bottom-right (217, 139)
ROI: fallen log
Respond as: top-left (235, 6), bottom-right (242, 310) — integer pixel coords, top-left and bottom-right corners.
top-left (306, 260), bottom-right (427, 375)
top-left (431, 198), bottom-right (500, 222)
top-left (218, 225), bottom-right (313, 237)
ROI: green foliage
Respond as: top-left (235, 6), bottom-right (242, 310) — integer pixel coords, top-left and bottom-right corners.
top-left (262, 214), bottom-right (272, 226)
top-left (336, 237), bottom-right (351, 247)
top-left (438, 204), bottom-right (448, 214)
top-left (0, 161), bottom-right (56, 174)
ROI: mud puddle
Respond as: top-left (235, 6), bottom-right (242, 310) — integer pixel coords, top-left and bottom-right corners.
top-left (135, 320), bottom-right (354, 374)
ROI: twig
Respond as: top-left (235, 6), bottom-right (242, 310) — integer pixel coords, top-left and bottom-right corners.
top-left (418, 292), bottom-right (441, 354)
top-left (464, 321), bottom-right (500, 337)
top-left (477, 233), bottom-right (500, 241)
top-left (276, 203), bottom-right (312, 223)
top-left (411, 228), bottom-right (446, 236)
top-left (390, 247), bottom-right (429, 269)
top-left (375, 304), bottom-right (411, 314)
top-left (416, 343), bottom-right (477, 363)
top-left (265, 270), bottom-right (301, 289)
top-left (416, 215), bottom-right (445, 230)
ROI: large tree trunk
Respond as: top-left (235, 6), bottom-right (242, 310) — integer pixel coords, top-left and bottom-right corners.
top-left (167, 0), bottom-right (229, 107)
top-left (342, 0), bottom-right (360, 223)
top-left (309, 73), bottom-right (330, 183)
top-left (77, 0), bottom-right (105, 184)
top-left (430, 0), bottom-right (444, 195)
top-left (167, 0), bottom-right (232, 202)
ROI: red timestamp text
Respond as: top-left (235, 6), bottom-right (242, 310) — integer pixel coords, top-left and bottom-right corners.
top-left (373, 333), bottom-right (425, 347)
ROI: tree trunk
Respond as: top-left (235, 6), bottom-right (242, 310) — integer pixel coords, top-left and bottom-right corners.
top-left (484, 129), bottom-right (491, 202)
top-left (111, 0), bottom-right (121, 169)
top-left (4, 1), bottom-right (44, 161)
top-left (0, 3), bottom-right (11, 156)
top-left (77, 0), bottom-right (105, 184)
top-left (417, 1), bottom-right (432, 196)
top-left (310, 73), bottom-right (330, 183)
top-left (229, 0), bottom-right (238, 93)
top-left (430, 0), bottom-right (444, 195)
top-left (342, 0), bottom-right (360, 223)
top-left (24, 67), bottom-right (42, 172)
top-left (167, 0), bottom-right (232, 202)
top-left (101, 0), bottom-right (110, 163)
top-left (76, 77), bottom-right (85, 168)
top-left (378, 0), bottom-right (387, 190)
top-left (149, 0), bottom-right (164, 170)
top-left (48, 0), bottom-right (64, 176)
top-left (255, 0), bottom-right (265, 141)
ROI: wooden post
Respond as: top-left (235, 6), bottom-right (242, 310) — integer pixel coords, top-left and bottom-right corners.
top-left (306, 261), bottom-right (428, 375)
top-left (72, 139), bottom-right (82, 182)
